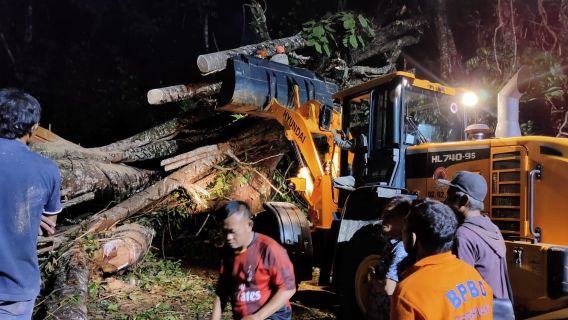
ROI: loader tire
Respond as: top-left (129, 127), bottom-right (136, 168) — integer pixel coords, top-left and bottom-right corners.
top-left (338, 223), bottom-right (389, 320)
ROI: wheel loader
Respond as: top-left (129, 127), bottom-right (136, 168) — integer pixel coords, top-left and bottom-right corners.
top-left (159, 54), bottom-right (568, 318)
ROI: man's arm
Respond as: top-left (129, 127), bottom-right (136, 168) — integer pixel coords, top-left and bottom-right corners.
top-left (40, 162), bottom-right (62, 236)
top-left (243, 288), bottom-right (296, 320)
top-left (384, 278), bottom-right (397, 296)
top-left (211, 295), bottom-right (224, 320)
top-left (332, 130), bottom-right (354, 151)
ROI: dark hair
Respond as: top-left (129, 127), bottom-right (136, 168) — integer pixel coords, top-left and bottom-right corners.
top-left (0, 88), bottom-right (41, 139)
top-left (446, 187), bottom-right (484, 211)
top-left (406, 199), bottom-right (457, 254)
top-left (219, 200), bottom-right (252, 221)
top-left (381, 196), bottom-right (412, 223)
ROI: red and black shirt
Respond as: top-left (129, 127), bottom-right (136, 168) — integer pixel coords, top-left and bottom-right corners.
top-left (216, 233), bottom-right (296, 319)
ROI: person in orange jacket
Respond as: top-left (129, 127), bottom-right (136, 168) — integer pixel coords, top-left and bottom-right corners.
top-left (391, 199), bottom-right (493, 320)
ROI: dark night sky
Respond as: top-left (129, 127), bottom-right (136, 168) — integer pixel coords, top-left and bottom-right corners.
top-left (1, 0), bottom-right (532, 144)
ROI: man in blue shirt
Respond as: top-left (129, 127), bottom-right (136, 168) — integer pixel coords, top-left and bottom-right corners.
top-left (0, 88), bottom-right (62, 319)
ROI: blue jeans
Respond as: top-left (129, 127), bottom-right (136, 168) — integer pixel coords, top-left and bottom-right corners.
top-left (0, 300), bottom-right (35, 320)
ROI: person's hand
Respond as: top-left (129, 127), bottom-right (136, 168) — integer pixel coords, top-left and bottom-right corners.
top-left (39, 215), bottom-right (56, 236)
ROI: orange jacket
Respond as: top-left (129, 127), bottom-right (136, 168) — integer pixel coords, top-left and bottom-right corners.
top-left (391, 251), bottom-right (493, 320)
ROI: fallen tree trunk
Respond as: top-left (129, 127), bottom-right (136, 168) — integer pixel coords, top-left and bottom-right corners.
top-left (347, 18), bottom-right (427, 66)
top-left (92, 224), bottom-right (155, 274)
top-left (32, 112), bottom-right (256, 200)
top-left (45, 245), bottom-right (89, 320)
top-left (38, 120), bottom-right (287, 252)
top-left (196, 34), bottom-right (307, 74)
top-left (57, 159), bottom-right (156, 199)
top-left (147, 82), bottom-right (222, 105)
top-left (85, 142), bottom-right (232, 233)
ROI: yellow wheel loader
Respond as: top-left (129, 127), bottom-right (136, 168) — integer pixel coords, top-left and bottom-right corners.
top-left (166, 55), bottom-right (568, 318)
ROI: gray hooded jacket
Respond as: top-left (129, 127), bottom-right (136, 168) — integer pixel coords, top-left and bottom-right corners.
top-left (453, 215), bottom-right (512, 300)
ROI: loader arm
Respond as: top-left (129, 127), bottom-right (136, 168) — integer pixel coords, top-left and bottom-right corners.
top-left (217, 55), bottom-right (341, 229)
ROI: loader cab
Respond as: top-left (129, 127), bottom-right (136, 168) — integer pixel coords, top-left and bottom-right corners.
top-left (332, 72), bottom-right (467, 203)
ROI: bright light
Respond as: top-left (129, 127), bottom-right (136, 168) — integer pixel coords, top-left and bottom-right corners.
top-left (462, 91), bottom-right (479, 107)
top-left (298, 167), bottom-right (314, 196)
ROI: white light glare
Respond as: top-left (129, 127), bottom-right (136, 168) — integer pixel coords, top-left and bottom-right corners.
top-left (298, 167), bottom-right (314, 196)
top-left (462, 91), bottom-right (479, 107)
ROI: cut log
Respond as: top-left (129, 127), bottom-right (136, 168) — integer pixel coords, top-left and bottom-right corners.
top-left (92, 224), bottom-right (155, 274)
top-left (196, 34), bottom-right (307, 74)
top-left (147, 82), bottom-right (222, 105)
top-left (45, 245), bottom-right (89, 320)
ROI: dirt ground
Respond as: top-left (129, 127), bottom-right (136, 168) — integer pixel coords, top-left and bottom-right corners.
top-left (87, 250), bottom-right (337, 320)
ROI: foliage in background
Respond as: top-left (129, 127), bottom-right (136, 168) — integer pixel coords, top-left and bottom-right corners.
top-left (302, 12), bottom-right (375, 57)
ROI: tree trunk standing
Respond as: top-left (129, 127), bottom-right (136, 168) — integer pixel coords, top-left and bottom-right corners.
top-left (560, 0), bottom-right (568, 52)
top-left (558, 0), bottom-right (568, 137)
top-left (246, 1), bottom-right (271, 42)
top-left (196, 35), bottom-right (307, 74)
top-left (429, 0), bottom-right (463, 81)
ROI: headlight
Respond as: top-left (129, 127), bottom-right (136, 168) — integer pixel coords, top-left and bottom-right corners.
top-left (462, 91), bottom-right (479, 107)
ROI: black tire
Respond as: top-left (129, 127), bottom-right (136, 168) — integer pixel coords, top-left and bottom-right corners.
top-left (337, 223), bottom-right (389, 320)
top-left (253, 203), bottom-right (313, 283)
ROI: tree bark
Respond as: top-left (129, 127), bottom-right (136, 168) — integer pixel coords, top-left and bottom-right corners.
top-left (45, 246), bottom-right (89, 320)
top-left (57, 159), bottom-right (156, 199)
top-left (347, 18), bottom-right (427, 66)
top-left (246, 0), bottom-right (271, 41)
top-left (196, 34), bottom-right (307, 74)
top-left (431, 0), bottom-right (463, 81)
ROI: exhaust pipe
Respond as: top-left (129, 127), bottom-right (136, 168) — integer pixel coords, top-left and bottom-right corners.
top-left (495, 66), bottom-right (531, 138)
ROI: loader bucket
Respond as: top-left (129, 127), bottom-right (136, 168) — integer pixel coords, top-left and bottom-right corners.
top-left (217, 55), bottom-right (337, 114)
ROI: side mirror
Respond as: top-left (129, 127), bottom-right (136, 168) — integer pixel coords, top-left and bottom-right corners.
top-left (319, 104), bottom-right (333, 131)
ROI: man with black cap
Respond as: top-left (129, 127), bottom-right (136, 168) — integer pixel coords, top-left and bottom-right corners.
top-left (441, 171), bottom-right (513, 307)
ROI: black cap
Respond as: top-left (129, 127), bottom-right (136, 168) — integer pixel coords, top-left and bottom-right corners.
top-left (437, 171), bottom-right (487, 202)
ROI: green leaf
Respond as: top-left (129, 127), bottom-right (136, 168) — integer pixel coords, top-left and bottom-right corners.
top-left (320, 36), bottom-right (329, 44)
top-left (343, 18), bottom-right (355, 30)
top-left (342, 37), bottom-right (349, 47)
top-left (357, 35), bottom-right (365, 47)
top-left (368, 28), bottom-right (376, 37)
top-left (314, 43), bottom-right (322, 53)
top-left (349, 35), bottom-right (358, 49)
top-left (324, 25), bottom-right (335, 33)
top-left (328, 32), bottom-right (337, 45)
top-left (107, 303), bottom-right (119, 312)
top-left (358, 15), bottom-right (368, 28)
top-left (306, 39), bottom-right (316, 46)
top-left (313, 26), bottom-right (325, 37)
top-left (323, 44), bottom-right (331, 57)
